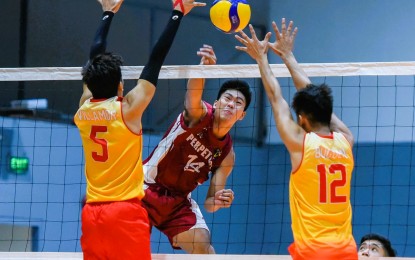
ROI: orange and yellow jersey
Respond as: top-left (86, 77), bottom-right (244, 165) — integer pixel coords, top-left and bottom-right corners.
top-left (288, 132), bottom-right (357, 260)
top-left (74, 96), bottom-right (144, 203)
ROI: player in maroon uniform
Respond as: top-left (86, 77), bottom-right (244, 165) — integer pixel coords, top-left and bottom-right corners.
top-left (142, 45), bottom-right (252, 254)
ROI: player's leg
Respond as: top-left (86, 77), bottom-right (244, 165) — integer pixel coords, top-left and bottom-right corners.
top-left (171, 199), bottom-right (215, 254)
top-left (173, 227), bottom-right (215, 254)
top-left (80, 204), bottom-right (106, 259)
top-left (103, 200), bottom-right (151, 260)
top-left (147, 190), bottom-right (215, 254)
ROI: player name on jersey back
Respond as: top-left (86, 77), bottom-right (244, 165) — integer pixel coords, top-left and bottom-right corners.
top-left (76, 109), bottom-right (117, 121)
top-left (315, 145), bottom-right (348, 159)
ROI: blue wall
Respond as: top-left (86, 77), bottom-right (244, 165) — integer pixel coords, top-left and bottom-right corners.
top-left (268, 0), bottom-right (415, 63)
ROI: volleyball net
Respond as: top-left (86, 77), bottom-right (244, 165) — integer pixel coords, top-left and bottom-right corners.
top-left (0, 62), bottom-right (414, 257)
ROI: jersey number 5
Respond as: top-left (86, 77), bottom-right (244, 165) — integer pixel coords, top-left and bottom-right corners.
top-left (317, 163), bottom-right (347, 203)
top-left (90, 125), bottom-right (108, 162)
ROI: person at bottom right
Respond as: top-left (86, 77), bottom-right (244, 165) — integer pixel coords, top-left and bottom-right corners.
top-left (358, 233), bottom-right (397, 257)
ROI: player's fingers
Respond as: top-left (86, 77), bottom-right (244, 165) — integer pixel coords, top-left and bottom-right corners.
top-left (197, 50), bottom-right (213, 57)
top-left (199, 47), bottom-right (215, 56)
top-left (223, 196), bottom-right (233, 207)
top-left (220, 196), bottom-right (231, 203)
top-left (202, 44), bottom-right (213, 49)
top-left (223, 189), bottom-right (234, 198)
top-left (264, 32), bottom-right (272, 43)
top-left (206, 54), bottom-right (217, 61)
top-left (272, 21), bottom-right (282, 40)
top-left (281, 18), bottom-right (287, 35)
top-left (199, 56), bottom-right (215, 65)
top-left (202, 56), bottom-right (216, 65)
top-left (292, 27), bottom-right (298, 39)
top-left (238, 30), bottom-right (250, 41)
top-left (235, 46), bottom-right (248, 52)
top-left (192, 2), bottom-right (206, 7)
top-left (235, 35), bottom-right (248, 46)
top-left (287, 20), bottom-right (294, 35)
top-left (224, 192), bottom-right (234, 201)
top-left (197, 51), bottom-right (207, 57)
top-left (248, 24), bottom-right (258, 41)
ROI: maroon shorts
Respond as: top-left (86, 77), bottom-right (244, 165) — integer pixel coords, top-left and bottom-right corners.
top-left (81, 199), bottom-right (151, 260)
top-left (142, 184), bottom-right (208, 248)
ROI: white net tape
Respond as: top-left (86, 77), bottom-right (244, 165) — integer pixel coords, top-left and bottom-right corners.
top-left (1, 62), bottom-right (414, 81)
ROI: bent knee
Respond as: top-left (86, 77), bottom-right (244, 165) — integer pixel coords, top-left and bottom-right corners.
top-left (192, 242), bottom-right (214, 254)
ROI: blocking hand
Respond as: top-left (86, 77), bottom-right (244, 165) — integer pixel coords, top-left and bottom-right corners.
top-left (97, 0), bottom-right (124, 13)
top-left (173, 0), bottom-right (206, 16)
top-left (197, 44), bottom-right (217, 65)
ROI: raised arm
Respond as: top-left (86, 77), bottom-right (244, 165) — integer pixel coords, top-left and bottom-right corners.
top-left (331, 114), bottom-right (354, 146)
top-left (235, 25), bottom-right (304, 156)
top-left (184, 44), bottom-right (217, 127)
top-left (271, 18), bottom-right (354, 146)
top-left (79, 0), bottom-right (124, 107)
top-left (268, 19), bottom-right (311, 90)
top-left (122, 0), bottom-right (206, 131)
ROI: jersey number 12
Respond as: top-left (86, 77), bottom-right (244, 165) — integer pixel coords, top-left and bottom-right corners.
top-left (317, 163), bottom-right (347, 203)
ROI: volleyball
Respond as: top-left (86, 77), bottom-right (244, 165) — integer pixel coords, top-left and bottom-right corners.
top-left (210, 0), bottom-right (251, 34)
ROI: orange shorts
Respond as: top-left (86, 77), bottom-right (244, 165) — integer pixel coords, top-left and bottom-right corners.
top-left (81, 199), bottom-right (151, 260)
top-left (288, 241), bottom-right (358, 260)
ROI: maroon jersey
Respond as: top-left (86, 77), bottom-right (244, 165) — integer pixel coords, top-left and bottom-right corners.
top-left (143, 102), bottom-right (232, 196)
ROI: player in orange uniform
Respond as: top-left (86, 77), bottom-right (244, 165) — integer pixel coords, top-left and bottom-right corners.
top-left (235, 19), bottom-right (358, 260)
top-left (74, 0), bottom-right (205, 259)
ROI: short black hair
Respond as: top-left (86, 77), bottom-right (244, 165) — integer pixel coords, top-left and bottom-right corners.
top-left (216, 79), bottom-right (252, 111)
top-left (82, 53), bottom-right (123, 99)
top-left (292, 83), bottom-right (333, 126)
top-left (360, 233), bottom-right (397, 257)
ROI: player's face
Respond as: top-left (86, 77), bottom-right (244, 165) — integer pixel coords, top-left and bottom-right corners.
top-left (215, 90), bottom-right (246, 123)
top-left (358, 240), bottom-right (388, 257)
